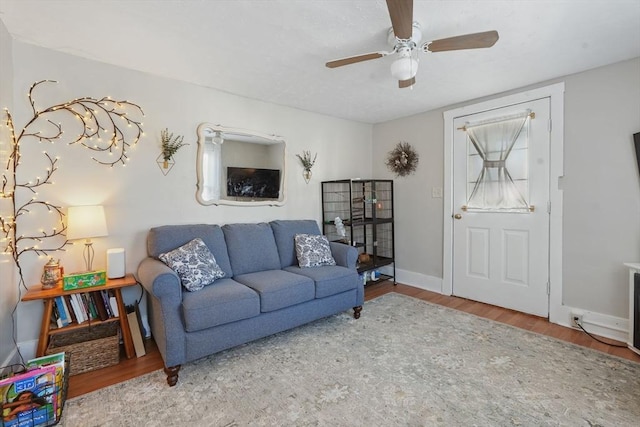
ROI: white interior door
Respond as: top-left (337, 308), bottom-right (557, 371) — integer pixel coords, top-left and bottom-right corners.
top-left (452, 98), bottom-right (550, 317)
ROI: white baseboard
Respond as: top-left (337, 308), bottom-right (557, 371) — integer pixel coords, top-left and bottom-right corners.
top-left (555, 305), bottom-right (629, 343)
top-left (17, 339), bottom-right (37, 362)
top-left (388, 270), bottom-right (629, 344)
top-left (393, 268), bottom-right (443, 293)
top-left (1, 348), bottom-right (19, 371)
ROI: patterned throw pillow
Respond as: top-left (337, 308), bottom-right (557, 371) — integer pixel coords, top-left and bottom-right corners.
top-left (294, 234), bottom-right (336, 268)
top-left (159, 238), bottom-right (225, 291)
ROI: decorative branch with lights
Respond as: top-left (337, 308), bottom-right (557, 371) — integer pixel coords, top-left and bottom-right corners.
top-left (0, 80), bottom-right (144, 291)
top-left (21, 80), bottom-right (145, 166)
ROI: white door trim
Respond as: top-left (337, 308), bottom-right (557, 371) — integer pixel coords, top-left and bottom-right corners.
top-left (443, 82), bottom-right (565, 322)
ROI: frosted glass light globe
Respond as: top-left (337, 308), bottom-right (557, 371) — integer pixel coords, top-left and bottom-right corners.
top-left (390, 56), bottom-right (418, 80)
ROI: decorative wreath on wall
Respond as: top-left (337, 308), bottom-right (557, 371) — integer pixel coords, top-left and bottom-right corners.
top-left (385, 141), bottom-right (419, 177)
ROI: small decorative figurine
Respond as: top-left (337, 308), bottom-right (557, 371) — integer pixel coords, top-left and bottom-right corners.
top-left (41, 258), bottom-right (62, 289)
top-left (334, 217), bottom-right (346, 241)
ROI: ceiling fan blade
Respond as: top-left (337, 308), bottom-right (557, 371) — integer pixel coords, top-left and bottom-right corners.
top-left (398, 77), bottom-right (415, 88)
top-left (386, 0), bottom-right (413, 40)
top-left (424, 30), bottom-right (499, 53)
top-left (326, 52), bottom-right (388, 68)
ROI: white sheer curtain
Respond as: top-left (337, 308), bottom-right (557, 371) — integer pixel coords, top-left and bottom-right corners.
top-left (465, 111), bottom-right (530, 211)
top-left (202, 138), bottom-right (222, 201)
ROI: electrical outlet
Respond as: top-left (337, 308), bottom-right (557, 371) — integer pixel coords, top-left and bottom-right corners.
top-left (570, 310), bottom-right (584, 328)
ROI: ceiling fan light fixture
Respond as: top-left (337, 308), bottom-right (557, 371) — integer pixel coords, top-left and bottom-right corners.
top-left (212, 131), bottom-right (224, 145)
top-left (390, 55), bottom-right (418, 81)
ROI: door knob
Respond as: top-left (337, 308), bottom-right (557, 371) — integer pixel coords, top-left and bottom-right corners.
top-left (454, 214), bottom-right (462, 219)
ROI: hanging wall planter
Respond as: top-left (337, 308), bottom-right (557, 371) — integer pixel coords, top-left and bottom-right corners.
top-left (296, 150), bottom-right (317, 184)
top-left (158, 128), bottom-right (187, 175)
top-left (156, 153), bottom-right (175, 175)
top-left (302, 169), bottom-right (312, 184)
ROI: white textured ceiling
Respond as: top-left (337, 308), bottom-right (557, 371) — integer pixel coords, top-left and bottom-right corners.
top-left (1, 0), bottom-right (639, 123)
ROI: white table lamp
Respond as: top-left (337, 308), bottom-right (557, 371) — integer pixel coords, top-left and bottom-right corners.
top-left (67, 205), bottom-right (108, 272)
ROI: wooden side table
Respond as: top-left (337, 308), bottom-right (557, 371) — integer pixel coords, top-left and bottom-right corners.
top-left (22, 274), bottom-right (138, 359)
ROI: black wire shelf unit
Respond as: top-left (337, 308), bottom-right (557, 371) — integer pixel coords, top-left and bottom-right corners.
top-left (321, 179), bottom-right (395, 286)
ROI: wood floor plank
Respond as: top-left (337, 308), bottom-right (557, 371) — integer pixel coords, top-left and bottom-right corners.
top-left (66, 281), bottom-right (640, 399)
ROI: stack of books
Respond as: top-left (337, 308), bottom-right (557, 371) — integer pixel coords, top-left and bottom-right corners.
top-left (50, 290), bottom-right (119, 328)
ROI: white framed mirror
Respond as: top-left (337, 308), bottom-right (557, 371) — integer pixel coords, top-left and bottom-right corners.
top-left (196, 123), bottom-right (287, 206)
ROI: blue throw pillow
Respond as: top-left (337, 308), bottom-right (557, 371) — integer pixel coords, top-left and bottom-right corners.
top-left (159, 238), bottom-right (225, 291)
top-left (294, 234), bottom-right (336, 268)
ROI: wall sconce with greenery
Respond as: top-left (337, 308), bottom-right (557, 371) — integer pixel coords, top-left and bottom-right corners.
top-left (157, 128), bottom-right (187, 175)
top-left (0, 80), bottom-right (144, 296)
top-left (296, 150), bottom-right (317, 184)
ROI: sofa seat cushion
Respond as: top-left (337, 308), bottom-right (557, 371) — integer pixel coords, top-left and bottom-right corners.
top-left (234, 270), bottom-right (315, 312)
top-left (284, 265), bottom-right (360, 299)
top-left (181, 278), bottom-right (260, 332)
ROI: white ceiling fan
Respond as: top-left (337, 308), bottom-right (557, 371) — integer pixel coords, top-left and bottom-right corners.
top-left (325, 0), bottom-right (499, 88)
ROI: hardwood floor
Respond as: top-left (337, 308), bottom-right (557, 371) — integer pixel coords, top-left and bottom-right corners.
top-left (66, 281), bottom-right (640, 399)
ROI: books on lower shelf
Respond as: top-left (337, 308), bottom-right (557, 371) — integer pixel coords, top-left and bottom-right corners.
top-left (49, 290), bottom-right (119, 328)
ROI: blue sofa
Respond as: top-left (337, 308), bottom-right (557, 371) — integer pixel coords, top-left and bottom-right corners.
top-left (137, 220), bottom-right (364, 386)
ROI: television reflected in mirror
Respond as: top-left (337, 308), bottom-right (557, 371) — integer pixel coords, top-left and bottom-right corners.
top-left (227, 167), bottom-right (281, 200)
top-left (195, 123), bottom-right (287, 206)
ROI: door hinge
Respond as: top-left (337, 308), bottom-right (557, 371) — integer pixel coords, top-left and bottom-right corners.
top-left (548, 119), bottom-right (552, 132)
top-left (546, 281), bottom-right (550, 295)
top-left (547, 201), bottom-right (551, 213)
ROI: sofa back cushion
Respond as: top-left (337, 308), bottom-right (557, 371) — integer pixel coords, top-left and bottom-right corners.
top-left (147, 224), bottom-right (233, 277)
top-left (270, 220), bottom-right (321, 268)
top-left (222, 222), bottom-right (281, 275)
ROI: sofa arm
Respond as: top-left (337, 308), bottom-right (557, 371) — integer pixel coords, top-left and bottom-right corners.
top-left (137, 257), bottom-right (182, 300)
top-left (329, 242), bottom-right (358, 269)
top-left (137, 257), bottom-right (186, 367)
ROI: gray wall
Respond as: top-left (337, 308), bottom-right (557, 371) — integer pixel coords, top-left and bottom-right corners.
top-left (373, 57), bottom-right (640, 321)
top-left (0, 19), bottom-right (17, 368)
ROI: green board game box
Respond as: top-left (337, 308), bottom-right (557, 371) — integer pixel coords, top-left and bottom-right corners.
top-left (62, 271), bottom-right (106, 291)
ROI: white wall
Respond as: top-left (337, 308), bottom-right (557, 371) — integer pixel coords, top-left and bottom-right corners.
top-left (8, 40), bottom-right (373, 354)
top-left (0, 19), bottom-right (17, 367)
top-left (373, 57), bottom-right (640, 322)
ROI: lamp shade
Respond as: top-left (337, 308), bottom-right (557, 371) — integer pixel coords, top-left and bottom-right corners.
top-left (66, 205), bottom-right (108, 240)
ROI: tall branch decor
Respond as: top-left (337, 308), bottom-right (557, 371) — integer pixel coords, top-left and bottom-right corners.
top-left (0, 80), bottom-right (144, 291)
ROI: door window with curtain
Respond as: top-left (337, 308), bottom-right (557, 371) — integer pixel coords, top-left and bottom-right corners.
top-left (463, 110), bottom-right (533, 212)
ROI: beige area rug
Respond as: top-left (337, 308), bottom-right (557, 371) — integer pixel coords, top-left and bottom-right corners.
top-left (61, 293), bottom-right (640, 426)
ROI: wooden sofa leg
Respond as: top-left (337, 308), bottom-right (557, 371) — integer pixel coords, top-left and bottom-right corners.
top-left (353, 306), bottom-right (362, 319)
top-left (164, 365), bottom-right (181, 386)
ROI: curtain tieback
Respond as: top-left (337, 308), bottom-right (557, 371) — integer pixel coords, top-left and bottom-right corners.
top-left (483, 160), bottom-right (505, 168)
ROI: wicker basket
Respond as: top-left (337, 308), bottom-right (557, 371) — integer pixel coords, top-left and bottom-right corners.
top-left (46, 323), bottom-right (119, 376)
